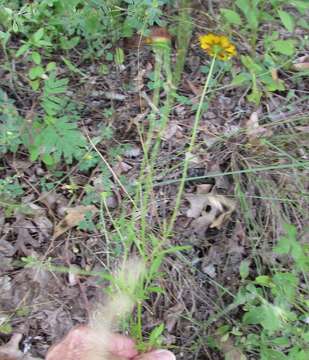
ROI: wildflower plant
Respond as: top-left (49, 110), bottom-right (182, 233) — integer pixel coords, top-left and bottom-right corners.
top-left (199, 33), bottom-right (237, 61)
top-left (167, 33), bottom-right (236, 234)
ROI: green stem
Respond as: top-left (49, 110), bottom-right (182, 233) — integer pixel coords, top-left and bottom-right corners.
top-left (136, 301), bottom-right (143, 342)
top-left (166, 55), bottom-right (217, 237)
top-left (135, 43), bottom-right (174, 242)
top-left (152, 48), bottom-right (163, 109)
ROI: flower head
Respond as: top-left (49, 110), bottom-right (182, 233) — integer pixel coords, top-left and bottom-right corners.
top-left (146, 27), bottom-right (171, 49)
top-left (199, 33), bottom-right (236, 61)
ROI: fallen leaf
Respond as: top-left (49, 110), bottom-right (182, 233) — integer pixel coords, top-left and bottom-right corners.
top-left (204, 133), bottom-right (220, 148)
top-left (191, 212), bottom-right (218, 236)
top-left (186, 193), bottom-right (236, 235)
top-left (185, 79), bottom-right (202, 96)
top-left (32, 216), bottom-right (53, 239)
top-left (164, 303), bottom-right (185, 333)
top-left (196, 184), bottom-right (213, 194)
top-left (186, 194), bottom-right (213, 218)
top-left (202, 263), bottom-right (216, 278)
top-left (15, 219), bottom-right (40, 255)
top-left (292, 55), bottom-right (309, 71)
top-left (113, 161), bottom-right (132, 176)
top-left (53, 205), bottom-right (98, 239)
top-left (271, 68), bottom-right (278, 81)
top-left (162, 121), bottom-right (181, 141)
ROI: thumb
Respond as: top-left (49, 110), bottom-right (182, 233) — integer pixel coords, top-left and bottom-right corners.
top-left (134, 350), bottom-right (176, 360)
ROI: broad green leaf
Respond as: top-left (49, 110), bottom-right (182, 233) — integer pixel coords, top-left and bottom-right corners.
top-left (29, 66), bottom-right (44, 80)
top-left (220, 9), bottom-right (242, 26)
top-left (290, 1), bottom-right (309, 11)
top-left (29, 145), bottom-right (40, 161)
top-left (0, 30), bottom-right (10, 45)
top-left (241, 55), bottom-right (263, 73)
top-left (278, 10), bottom-right (295, 32)
top-left (247, 86), bottom-right (262, 105)
top-left (273, 236), bottom-right (291, 254)
top-left (231, 72), bottom-right (251, 86)
top-left (261, 347), bottom-right (288, 360)
top-left (0, 322), bottom-right (12, 334)
top-left (16, 43), bottom-right (30, 57)
top-left (12, 21), bottom-right (18, 33)
top-left (106, 52), bottom-right (113, 61)
top-left (263, 77), bottom-right (285, 92)
top-left (272, 40), bottom-right (295, 56)
top-left (255, 275), bottom-right (273, 287)
top-left (115, 47), bottom-right (125, 65)
top-left (243, 305), bottom-right (265, 325)
top-left (42, 153), bottom-right (55, 166)
top-left (272, 272), bottom-right (298, 302)
top-left (246, 11), bottom-right (258, 29)
top-left (272, 337), bottom-right (290, 346)
top-left (37, 40), bottom-right (52, 47)
top-left (236, 0), bottom-right (250, 14)
top-left (243, 304), bottom-right (283, 332)
top-left (30, 79), bottom-right (40, 91)
top-left (32, 28), bottom-right (44, 43)
top-left (46, 62), bottom-right (57, 72)
top-left (239, 260), bottom-right (250, 280)
top-left (31, 51), bottom-right (41, 65)
top-left (60, 36), bottom-right (80, 50)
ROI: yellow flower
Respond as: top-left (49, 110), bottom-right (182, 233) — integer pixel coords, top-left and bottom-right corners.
top-left (199, 33), bottom-right (236, 61)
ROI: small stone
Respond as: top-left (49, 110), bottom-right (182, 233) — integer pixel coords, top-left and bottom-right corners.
top-left (202, 263), bottom-right (216, 278)
top-left (35, 167), bottom-right (45, 176)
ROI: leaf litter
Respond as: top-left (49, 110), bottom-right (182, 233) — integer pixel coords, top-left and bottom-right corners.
top-left (185, 190), bottom-right (236, 237)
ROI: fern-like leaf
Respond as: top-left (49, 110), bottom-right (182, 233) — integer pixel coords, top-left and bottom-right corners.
top-left (31, 116), bottom-right (86, 164)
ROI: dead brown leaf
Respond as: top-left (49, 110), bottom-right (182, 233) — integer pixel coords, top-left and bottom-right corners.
top-left (271, 68), bottom-right (279, 81)
top-left (113, 161), bottom-right (132, 176)
top-left (292, 55), bottom-right (309, 71)
top-left (53, 205), bottom-right (98, 240)
top-left (196, 184), bottom-right (213, 194)
top-left (164, 303), bottom-right (185, 333)
top-left (162, 121), bottom-right (182, 141)
top-left (186, 193), bottom-right (236, 235)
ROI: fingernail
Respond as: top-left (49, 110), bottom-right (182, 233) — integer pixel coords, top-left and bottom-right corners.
top-left (152, 349), bottom-right (176, 360)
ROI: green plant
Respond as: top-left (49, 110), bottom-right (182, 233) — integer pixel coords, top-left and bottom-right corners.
top-left (220, 0), bottom-right (309, 105)
top-left (1, 0), bottom-right (172, 59)
top-left (0, 175), bottom-right (24, 217)
top-left (0, 89), bottom-right (24, 153)
top-left (215, 224), bottom-right (309, 359)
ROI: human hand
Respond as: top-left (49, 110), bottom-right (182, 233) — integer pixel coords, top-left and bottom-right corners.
top-left (45, 325), bottom-right (175, 360)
